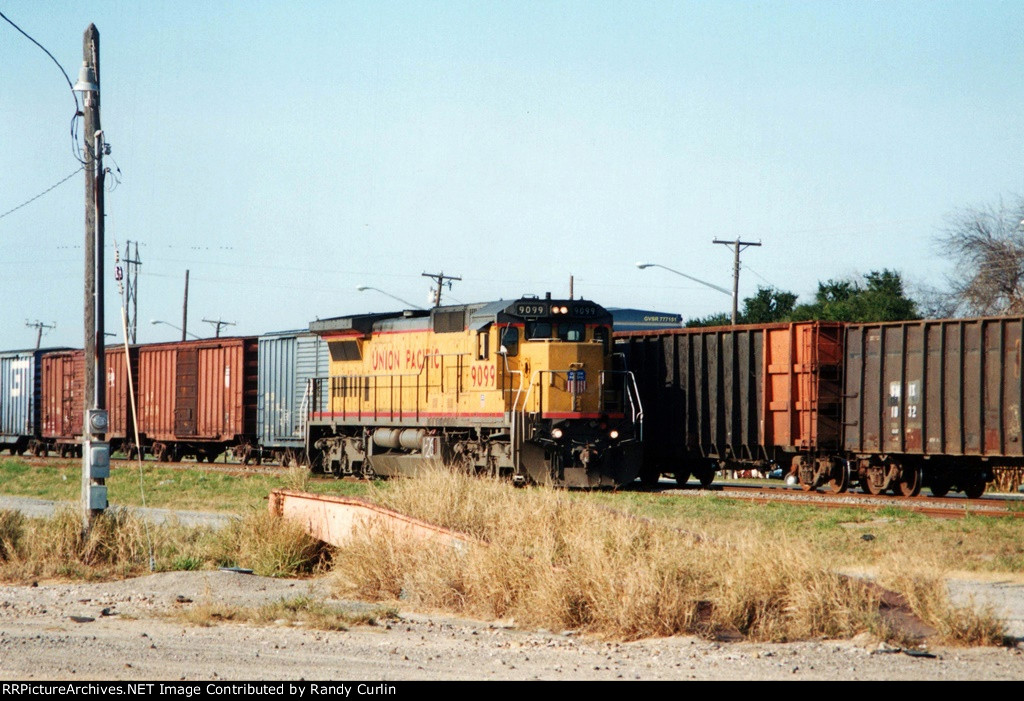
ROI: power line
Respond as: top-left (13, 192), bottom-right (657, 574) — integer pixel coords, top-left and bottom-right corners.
top-left (0, 10), bottom-right (79, 108)
top-left (0, 167), bottom-right (84, 220)
top-left (0, 10), bottom-right (88, 167)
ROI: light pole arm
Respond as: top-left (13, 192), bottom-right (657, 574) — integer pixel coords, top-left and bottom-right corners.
top-left (635, 262), bottom-right (731, 296)
top-left (357, 286), bottom-right (424, 310)
top-left (151, 319), bottom-right (202, 340)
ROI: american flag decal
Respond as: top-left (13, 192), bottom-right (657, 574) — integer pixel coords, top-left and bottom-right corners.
top-left (567, 369), bottom-right (587, 395)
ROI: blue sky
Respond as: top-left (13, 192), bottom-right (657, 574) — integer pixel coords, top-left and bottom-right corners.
top-left (2, 1), bottom-right (1023, 346)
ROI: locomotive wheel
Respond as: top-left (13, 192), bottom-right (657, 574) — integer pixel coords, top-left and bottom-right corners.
top-left (639, 468), bottom-right (661, 487)
top-left (896, 467), bottom-right (922, 497)
top-left (673, 470), bottom-right (691, 486)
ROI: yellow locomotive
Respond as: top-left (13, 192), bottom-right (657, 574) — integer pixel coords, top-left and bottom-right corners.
top-left (306, 294), bottom-right (643, 486)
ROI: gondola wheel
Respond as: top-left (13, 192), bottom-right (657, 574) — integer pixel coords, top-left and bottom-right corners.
top-left (696, 466), bottom-right (715, 488)
top-left (962, 476), bottom-right (986, 499)
top-left (827, 461), bottom-right (849, 494)
top-left (896, 466), bottom-right (922, 497)
top-left (862, 467), bottom-right (886, 496)
top-left (929, 475), bottom-right (951, 498)
top-left (674, 470), bottom-right (691, 487)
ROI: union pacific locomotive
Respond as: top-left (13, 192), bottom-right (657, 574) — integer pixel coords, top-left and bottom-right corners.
top-left (305, 295), bottom-right (644, 487)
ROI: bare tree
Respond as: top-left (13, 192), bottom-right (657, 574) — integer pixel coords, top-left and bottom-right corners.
top-left (939, 198), bottom-right (1024, 316)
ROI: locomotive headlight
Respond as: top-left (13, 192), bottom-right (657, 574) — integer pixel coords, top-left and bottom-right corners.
top-left (559, 306), bottom-right (568, 314)
top-left (551, 427), bottom-right (564, 439)
top-left (609, 429), bottom-right (619, 440)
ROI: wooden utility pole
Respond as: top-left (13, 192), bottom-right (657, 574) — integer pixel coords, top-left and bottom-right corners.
top-left (25, 320), bottom-right (55, 349)
top-left (421, 271), bottom-right (461, 306)
top-left (202, 318), bottom-right (236, 338)
top-left (713, 238), bottom-right (762, 325)
top-left (182, 270), bottom-right (189, 341)
top-left (82, 25), bottom-right (102, 411)
top-left (78, 23), bottom-right (108, 529)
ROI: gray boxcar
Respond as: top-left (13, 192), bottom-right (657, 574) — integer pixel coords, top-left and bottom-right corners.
top-left (257, 330), bottom-right (329, 465)
top-left (0, 348), bottom-right (58, 454)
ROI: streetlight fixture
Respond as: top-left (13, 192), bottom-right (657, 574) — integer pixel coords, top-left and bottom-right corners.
top-left (635, 262), bottom-right (732, 296)
top-left (356, 285), bottom-right (424, 310)
top-left (151, 319), bottom-right (202, 340)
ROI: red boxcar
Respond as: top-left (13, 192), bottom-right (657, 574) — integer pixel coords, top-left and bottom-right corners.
top-left (136, 337), bottom-right (258, 461)
top-left (39, 346), bottom-right (137, 456)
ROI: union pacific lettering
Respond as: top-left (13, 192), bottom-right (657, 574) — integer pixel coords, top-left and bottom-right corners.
top-left (370, 346), bottom-right (441, 371)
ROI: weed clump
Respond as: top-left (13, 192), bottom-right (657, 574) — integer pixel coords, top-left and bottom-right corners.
top-left (214, 511), bottom-right (329, 577)
top-left (0, 509), bottom-right (25, 561)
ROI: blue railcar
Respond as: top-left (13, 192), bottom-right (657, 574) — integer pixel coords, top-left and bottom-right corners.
top-left (257, 330), bottom-right (329, 465)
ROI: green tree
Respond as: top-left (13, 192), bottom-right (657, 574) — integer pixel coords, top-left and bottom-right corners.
top-left (740, 286), bottom-right (798, 323)
top-left (685, 286), bottom-right (797, 327)
top-left (790, 269), bottom-right (919, 322)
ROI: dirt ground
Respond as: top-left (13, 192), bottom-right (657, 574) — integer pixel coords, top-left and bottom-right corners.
top-left (1, 570), bottom-right (1023, 681)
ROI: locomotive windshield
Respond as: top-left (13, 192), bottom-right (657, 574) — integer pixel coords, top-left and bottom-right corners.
top-left (525, 321), bottom-right (553, 340)
top-left (557, 323), bottom-right (585, 342)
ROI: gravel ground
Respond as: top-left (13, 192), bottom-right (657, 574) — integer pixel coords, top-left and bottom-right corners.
top-left (0, 570), bottom-right (1021, 681)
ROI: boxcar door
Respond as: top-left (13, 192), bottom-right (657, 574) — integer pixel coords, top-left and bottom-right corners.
top-left (175, 348), bottom-right (198, 436)
top-left (61, 359), bottom-right (76, 436)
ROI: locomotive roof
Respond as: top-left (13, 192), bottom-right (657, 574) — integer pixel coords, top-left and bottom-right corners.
top-left (310, 296), bottom-right (610, 336)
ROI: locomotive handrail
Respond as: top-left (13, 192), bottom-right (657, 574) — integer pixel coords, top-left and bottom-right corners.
top-left (600, 369), bottom-right (644, 440)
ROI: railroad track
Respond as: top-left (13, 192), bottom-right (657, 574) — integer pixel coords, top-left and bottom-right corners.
top-left (636, 481), bottom-right (1024, 519)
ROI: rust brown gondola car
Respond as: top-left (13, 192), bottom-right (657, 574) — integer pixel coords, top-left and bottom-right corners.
top-left (615, 322), bottom-right (844, 489)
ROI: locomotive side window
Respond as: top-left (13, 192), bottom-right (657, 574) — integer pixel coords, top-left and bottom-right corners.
top-left (594, 326), bottom-right (610, 353)
top-left (328, 340), bottom-right (361, 361)
top-left (557, 323), bottom-right (585, 342)
top-left (525, 321), bottom-right (553, 340)
top-left (501, 326), bottom-right (519, 356)
top-left (477, 330), bottom-right (490, 360)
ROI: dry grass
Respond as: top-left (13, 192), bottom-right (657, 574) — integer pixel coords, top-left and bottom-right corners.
top-left (877, 554), bottom-right (1010, 646)
top-left (283, 465), bottom-right (312, 492)
top-left (212, 510), bottom-right (329, 578)
top-left (329, 469), bottom-right (1008, 644)
top-left (0, 507), bottom-right (326, 582)
top-left (168, 595), bottom-right (398, 631)
top-left (0, 509), bottom-right (25, 561)
top-left (0, 506), bottom-right (160, 580)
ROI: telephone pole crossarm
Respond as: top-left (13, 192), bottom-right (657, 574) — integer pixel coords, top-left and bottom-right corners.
top-left (713, 238), bottom-right (762, 325)
top-left (421, 271), bottom-right (462, 306)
